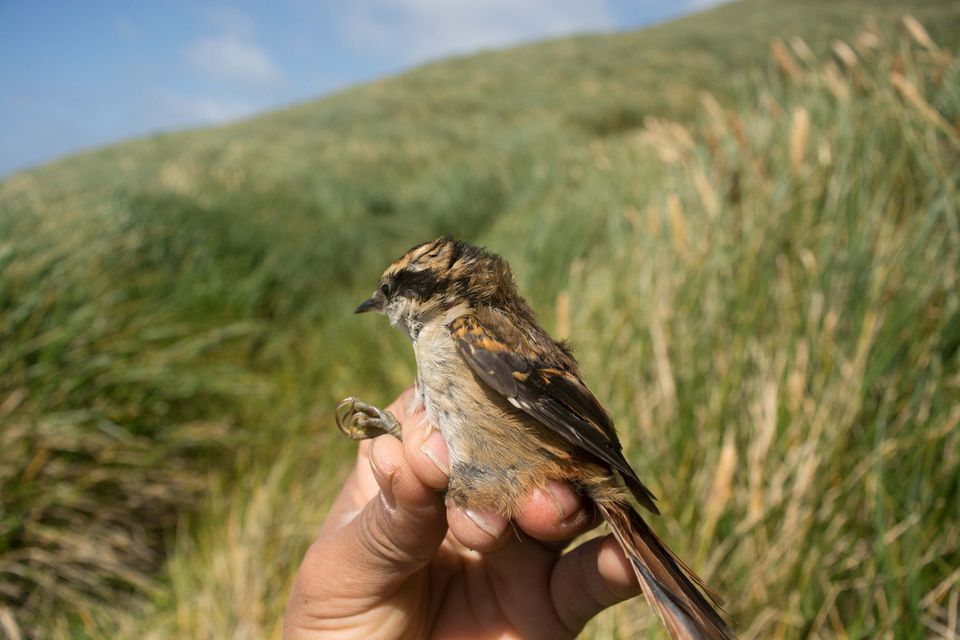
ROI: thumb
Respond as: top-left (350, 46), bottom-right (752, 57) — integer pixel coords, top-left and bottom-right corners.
top-left (345, 434), bottom-right (448, 584)
top-left (288, 435), bottom-right (447, 618)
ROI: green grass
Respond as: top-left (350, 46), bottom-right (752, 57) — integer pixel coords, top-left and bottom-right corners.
top-left (1, 1), bottom-right (959, 637)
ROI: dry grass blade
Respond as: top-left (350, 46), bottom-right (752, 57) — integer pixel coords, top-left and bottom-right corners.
top-left (789, 107), bottom-right (810, 175)
top-left (771, 38), bottom-right (804, 83)
top-left (890, 72), bottom-right (960, 144)
top-left (3, 6), bottom-right (960, 640)
top-left (902, 15), bottom-right (938, 52)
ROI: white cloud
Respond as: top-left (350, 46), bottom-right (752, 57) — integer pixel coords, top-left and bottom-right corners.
top-left (146, 92), bottom-right (258, 129)
top-left (165, 8), bottom-right (284, 133)
top-left (182, 7), bottom-right (282, 88)
top-left (184, 34), bottom-right (282, 87)
top-left (343, 0), bottom-right (615, 65)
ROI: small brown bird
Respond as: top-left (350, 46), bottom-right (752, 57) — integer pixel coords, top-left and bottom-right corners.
top-left (337, 236), bottom-right (733, 639)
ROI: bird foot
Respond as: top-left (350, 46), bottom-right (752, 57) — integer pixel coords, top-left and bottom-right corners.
top-left (335, 397), bottom-right (402, 441)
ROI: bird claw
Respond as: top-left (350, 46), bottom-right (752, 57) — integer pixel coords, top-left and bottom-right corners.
top-left (335, 397), bottom-right (402, 441)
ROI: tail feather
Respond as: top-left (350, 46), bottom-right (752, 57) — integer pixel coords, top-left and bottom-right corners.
top-left (597, 500), bottom-right (734, 640)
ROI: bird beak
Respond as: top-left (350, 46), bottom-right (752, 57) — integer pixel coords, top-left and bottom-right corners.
top-left (354, 293), bottom-right (384, 314)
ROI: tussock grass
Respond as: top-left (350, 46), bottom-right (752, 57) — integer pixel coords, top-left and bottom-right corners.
top-left (131, 17), bottom-right (958, 640)
top-left (565, 20), bottom-right (960, 635)
top-left (1, 2), bottom-right (959, 638)
top-left (0, 199), bottom-right (263, 636)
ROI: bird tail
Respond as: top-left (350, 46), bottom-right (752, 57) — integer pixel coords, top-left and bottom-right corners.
top-left (596, 499), bottom-right (734, 640)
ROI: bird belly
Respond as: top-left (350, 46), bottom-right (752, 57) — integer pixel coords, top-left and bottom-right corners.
top-left (413, 325), bottom-right (573, 514)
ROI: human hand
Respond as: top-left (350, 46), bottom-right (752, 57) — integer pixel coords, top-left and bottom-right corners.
top-left (283, 387), bottom-right (640, 639)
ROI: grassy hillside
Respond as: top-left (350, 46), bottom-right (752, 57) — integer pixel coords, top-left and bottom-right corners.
top-left (1, 0), bottom-right (959, 637)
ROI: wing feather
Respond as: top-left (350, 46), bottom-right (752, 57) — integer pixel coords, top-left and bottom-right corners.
top-left (449, 312), bottom-right (658, 513)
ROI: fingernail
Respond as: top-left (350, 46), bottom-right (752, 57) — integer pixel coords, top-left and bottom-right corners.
top-left (542, 481), bottom-right (582, 521)
top-left (419, 429), bottom-right (450, 476)
top-left (368, 439), bottom-right (396, 509)
top-left (463, 507), bottom-right (505, 539)
top-left (559, 508), bottom-right (589, 530)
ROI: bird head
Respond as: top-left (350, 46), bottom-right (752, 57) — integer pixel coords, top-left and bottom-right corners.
top-left (355, 236), bottom-right (516, 339)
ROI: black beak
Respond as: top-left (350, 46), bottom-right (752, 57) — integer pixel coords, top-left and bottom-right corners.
top-left (354, 294), bottom-right (383, 314)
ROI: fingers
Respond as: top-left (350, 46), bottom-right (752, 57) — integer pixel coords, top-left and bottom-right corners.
top-left (445, 482), bottom-right (599, 552)
top-left (325, 385), bottom-right (430, 533)
top-left (386, 388), bottom-right (597, 551)
top-left (515, 482), bottom-right (598, 543)
top-left (394, 389), bottom-right (451, 490)
top-left (291, 434), bottom-right (447, 611)
top-left (549, 534), bottom-right (641, 633)
top-left (446, 502), bottom-right (510, 549)
top-left (403, 420), bottom-right (450, 490)
top-left (330, 386), bottom-right (444, 526)
top-left (353, 435), bottom-right (447, 578)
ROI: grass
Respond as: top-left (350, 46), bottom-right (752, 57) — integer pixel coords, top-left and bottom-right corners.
top-left (1, 0), bottom-right (959, 637)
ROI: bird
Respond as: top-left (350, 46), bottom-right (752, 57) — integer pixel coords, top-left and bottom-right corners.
top-left (336, 236), bottom-right (733, 639)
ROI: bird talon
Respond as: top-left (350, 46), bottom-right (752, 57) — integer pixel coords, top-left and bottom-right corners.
top-left (335, 396), bottom-right (402, 440)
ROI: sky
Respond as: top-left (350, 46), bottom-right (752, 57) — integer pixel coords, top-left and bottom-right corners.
top-left (0, 1), bottom-right (727, 178)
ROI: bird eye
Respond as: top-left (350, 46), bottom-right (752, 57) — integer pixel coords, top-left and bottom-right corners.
top-left (380, 282), bottom-right (391, 297)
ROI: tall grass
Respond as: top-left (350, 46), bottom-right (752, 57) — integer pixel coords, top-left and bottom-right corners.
top-left (121, 17), bottom-right (959, 639)
top-left (1, 3), bottom-right (958, 638)
top-left (0, 194), bottom-right (266, 636)
top-left (564, 19), bottom-right (960, 636)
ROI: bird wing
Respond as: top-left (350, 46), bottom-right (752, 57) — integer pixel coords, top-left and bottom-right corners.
top-left (448, 311), bottom-right (659, 513)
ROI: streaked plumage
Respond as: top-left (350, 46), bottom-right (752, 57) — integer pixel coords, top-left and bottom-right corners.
top-left (354, 236), bottom-right (733, 640)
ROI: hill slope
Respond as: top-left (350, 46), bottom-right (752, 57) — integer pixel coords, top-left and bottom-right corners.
top-left (1, 1), bottom-right (959, 637)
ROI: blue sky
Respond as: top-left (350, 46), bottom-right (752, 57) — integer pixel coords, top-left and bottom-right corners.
top-left (0, 1), bottom-right (725, 177)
